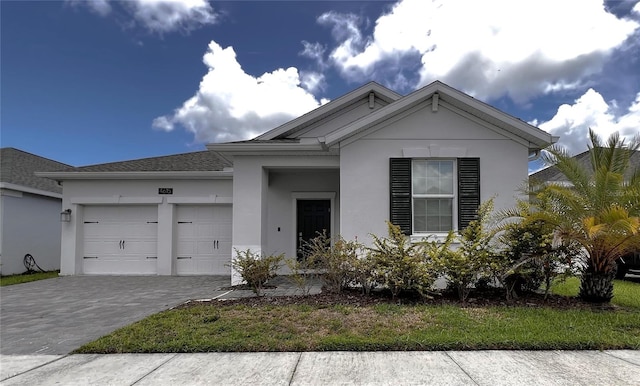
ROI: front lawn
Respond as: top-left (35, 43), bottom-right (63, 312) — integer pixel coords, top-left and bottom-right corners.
top-left (0, 271), bottom-right (59, 286)
top-left (75, 278), bottom-right (640, 353)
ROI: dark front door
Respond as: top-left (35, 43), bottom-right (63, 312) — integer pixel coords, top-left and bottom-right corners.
top-left (296, 199), bottom-right (331, 260)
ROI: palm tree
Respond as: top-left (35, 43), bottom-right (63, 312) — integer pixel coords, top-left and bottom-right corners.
top-left (532, 129), bottom-right (640, 302)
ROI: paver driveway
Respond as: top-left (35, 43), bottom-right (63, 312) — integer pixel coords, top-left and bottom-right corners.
top-left (0, 276), bottom-right (230, 355)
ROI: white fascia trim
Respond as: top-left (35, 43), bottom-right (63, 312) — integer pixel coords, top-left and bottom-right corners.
top-left (70, 196), bottom-right (163, 204)
top-left (36, 171), bottom-right (233, 181)
top-left (255, 82), bottom-right (402, 140)
top-left (167, 196), bottom-right (233, 204)
top-left (207, 142), bottom-right (325, 152)
top-left (0, 182), bottom-right (62, 199)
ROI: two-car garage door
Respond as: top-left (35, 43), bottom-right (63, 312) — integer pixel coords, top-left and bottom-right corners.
top-left (82, 205), bottom-right (231, 275)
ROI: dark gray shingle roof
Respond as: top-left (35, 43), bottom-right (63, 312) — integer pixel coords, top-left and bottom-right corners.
top-left (531, 149), bottom-right (640, 182)
top-left (67, 150), bottom-right (230, 172)
top-left (0, 148), bottom-right (71, 194)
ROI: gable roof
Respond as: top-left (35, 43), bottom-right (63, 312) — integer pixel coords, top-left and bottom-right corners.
top-left (0, 148), bottom-right (71, 195)
top-left (255, 82), bottom-right (402, 140)
top-left (211, 80), bottom-right (557, 157)
top-left (530, 148), bottom-right (640, 182)
top-left (323, 81), bottom-right (556, 150)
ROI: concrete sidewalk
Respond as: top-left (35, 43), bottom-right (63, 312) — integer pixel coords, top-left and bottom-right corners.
top-left (1, 350), bottom-right (639, 385)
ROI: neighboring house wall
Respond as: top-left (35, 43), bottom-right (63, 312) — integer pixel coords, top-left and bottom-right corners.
top-left (59, 178), bottom-right (232, 275)
top-left (340, 100), bottom-right (529, 242)
top-left (0, 189), bottom-right (62, 275)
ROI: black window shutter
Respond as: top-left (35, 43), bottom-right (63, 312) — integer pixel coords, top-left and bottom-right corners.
top-left (389, 158), bottom-right (412, 235)
top-left (457, 158), bottom-right (480, 230)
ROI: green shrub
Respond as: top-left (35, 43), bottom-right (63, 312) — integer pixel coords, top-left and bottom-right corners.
top-left (498, 200), bottom-right (582, 299)
top-left (310, 232), bottom-right (364, 293)
top-left (368, 222), bottom-right (436, 299)
top-left (231, 249), bottom-right (283, 296)
top-left (427, 200), bottom-right (499, 301)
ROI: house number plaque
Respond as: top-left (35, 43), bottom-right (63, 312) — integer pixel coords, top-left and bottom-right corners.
top-left (158, 188), bottom-right (173, 195)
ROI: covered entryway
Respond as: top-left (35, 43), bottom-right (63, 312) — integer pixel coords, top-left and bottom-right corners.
top-left (176, 205), bottom-right (232, 275)
top-left (296, 199), bottom-right (331, 259)
top-left (82, 205), bottom-right (158, 275)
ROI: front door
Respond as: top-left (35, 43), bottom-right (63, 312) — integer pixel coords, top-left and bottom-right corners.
top-left (296, 199), bottom-right (331, 260)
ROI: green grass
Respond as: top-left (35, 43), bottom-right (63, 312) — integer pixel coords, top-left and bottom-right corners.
top-left (75, 278), bottom-right (640, 353)
top-left (0, 271), bottom-right (59, 286)
top-left (551, 277), bottom-right (640, 309)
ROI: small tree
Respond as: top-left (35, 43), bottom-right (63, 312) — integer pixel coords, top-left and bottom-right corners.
top-left (531, 130), bottom-right (640, 302)
top-left (230, 249), bottom-right (283, 297)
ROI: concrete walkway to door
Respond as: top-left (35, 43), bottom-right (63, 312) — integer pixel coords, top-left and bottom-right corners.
top-left (0, 276), bottom-right (231, 355)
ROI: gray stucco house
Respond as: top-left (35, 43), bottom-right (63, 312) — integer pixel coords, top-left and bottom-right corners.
top-left (1, 148), bottom-right (70, 275)
top-left (40, 81), bottom-right (556, 283)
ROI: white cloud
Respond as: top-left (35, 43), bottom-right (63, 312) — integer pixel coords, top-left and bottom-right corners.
top-left (535, 89), bottom-right (640, 155)
top-left (69, 0), bottom-right (111, 16)
top-left (300, 71), bottom-right (326, 93)
top-left (67, 0), bottom-right (218, 33)
top-left (153, 41), bottom-right (323, 143)
top-left (318, 0), bottom-right (639, 101)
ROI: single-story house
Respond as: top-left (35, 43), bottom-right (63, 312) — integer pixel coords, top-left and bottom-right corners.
top-left (1, 148), bottom-right (71, 275)
top-left (39, 81), bottom-right (557, 284)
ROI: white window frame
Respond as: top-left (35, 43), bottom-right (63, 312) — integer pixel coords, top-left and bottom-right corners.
top-left (411, 159), bottom-right (457, 236)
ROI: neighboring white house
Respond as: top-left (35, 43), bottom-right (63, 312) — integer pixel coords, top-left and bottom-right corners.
top-left (0, 148), bottom-right (70, 275)
top-left (39, 81), bottom-right (557, 283)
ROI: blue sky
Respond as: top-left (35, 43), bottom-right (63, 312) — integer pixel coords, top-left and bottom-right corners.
top-left (2, 0), bottom-right (639, 170)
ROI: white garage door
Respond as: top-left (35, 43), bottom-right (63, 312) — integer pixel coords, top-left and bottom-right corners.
top-left (176, 205), bottom-right (232, 275)
top-left (83, 205), bottom-right (158, 275)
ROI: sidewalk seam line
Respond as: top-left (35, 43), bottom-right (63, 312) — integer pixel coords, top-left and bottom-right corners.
top-left (602, 351), bottom-right (640, 367)
top-left (288, 352), bottom-right (303, 386)
top-left (131, 353), bottom-right (179, 386)
top-left (0, 353), bottom-right (71, 382)
top-left (445, 351), bottom-right (480, 386)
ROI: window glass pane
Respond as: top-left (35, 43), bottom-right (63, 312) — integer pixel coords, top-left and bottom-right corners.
top-left (413, 160), bottom-right (454, 195)
top-left (412, 161), bottom-right (427, 194)
top-left (413, 198), bottom-right (453, 232)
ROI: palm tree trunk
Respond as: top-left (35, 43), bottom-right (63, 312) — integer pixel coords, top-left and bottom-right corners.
top-left (579, 271), bottom-right (614, 303)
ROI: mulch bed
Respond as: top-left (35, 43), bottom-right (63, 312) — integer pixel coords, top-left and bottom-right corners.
top-left (180, 286), bottom-right (619, 311)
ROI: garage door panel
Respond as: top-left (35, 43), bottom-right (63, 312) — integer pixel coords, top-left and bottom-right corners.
top-left (83, 258), bottom-right (157, 275)
top-left (82, 205), bottom-right (158, 275)
top-left (84, 240), bottom-right (120, 256)
top-left (176, 205), bottom-right (231, 275)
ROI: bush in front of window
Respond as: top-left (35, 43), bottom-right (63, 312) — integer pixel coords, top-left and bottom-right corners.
top-left (427, 200), bottom-right (498, 302)
top-left (367, 221), bottom-right (436, 300)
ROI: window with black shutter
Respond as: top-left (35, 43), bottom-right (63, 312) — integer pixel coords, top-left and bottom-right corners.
top-left (389, 157), bottom-right (480, 235)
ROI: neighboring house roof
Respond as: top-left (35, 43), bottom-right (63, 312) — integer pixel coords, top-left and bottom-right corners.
top-left (0, 148), bottom-right (71, 195)
top-left (210, 80), bottom-right (557, 157)
top-left (530, 149), bottom-right (640, 182)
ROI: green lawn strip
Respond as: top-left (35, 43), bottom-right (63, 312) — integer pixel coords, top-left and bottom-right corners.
top-left (551, 277), bottom-right (640, 309)
top-left (75, 302), bottom-right (640, 353)
top-left (0, 271), bottom-right (59, 286)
